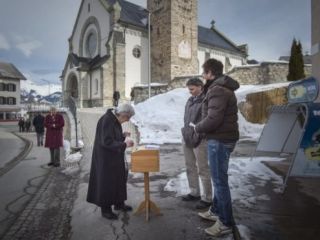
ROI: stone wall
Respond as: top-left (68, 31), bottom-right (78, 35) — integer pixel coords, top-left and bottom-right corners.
top-left (238, 87), bottom-right (288, 124)
top-left (131, 84), bottom-right (168, 104)
top-left (228, 62), bottom-right (312, 85)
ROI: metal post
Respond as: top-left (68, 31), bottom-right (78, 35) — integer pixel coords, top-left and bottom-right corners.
top-left (69, 96), bottom-right (78, 148)
top-left (148, 11), bottom-right (151, 99)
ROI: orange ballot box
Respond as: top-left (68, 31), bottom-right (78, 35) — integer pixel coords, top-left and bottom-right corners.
top-left (131, 145), bottom-right (161, 221)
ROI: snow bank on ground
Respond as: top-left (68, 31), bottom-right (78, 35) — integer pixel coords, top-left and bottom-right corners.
top-left (133, 83), bottom-right (288, 144)
top-left (164, 156), bottom-right (285, 207)
top-left (62, 139), bottom-right (82, 175)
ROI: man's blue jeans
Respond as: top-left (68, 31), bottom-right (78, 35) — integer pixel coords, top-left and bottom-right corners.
top-left (207, 139), bottom-right (235, 227)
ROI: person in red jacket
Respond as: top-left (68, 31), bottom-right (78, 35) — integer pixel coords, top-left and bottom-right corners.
top-left (44, 107), bottom-right (64, 167)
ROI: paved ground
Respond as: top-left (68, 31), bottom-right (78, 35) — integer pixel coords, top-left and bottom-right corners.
top-left (1, 116), bottom-right (320, 239)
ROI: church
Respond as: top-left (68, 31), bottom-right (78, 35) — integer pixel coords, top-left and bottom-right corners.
top-left (61, 0), bottom-right (247, 108)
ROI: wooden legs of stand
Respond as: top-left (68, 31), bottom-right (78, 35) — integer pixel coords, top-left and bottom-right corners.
top-left (134, 172), bottom-right (161, 221)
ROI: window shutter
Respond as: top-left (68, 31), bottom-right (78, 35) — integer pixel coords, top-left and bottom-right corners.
top-left (13, 97), bottom-right (16, 104)
top-left (13, 84), bottom-right (16, 92)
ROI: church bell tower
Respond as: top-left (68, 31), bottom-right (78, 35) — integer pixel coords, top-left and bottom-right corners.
top-left (147, 0), bottom-right (198, 83)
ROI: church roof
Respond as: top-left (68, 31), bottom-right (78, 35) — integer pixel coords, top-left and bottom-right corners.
top-left (69, 53), bottom-right (110, 71)
top-left (198, 26), bottom-right (244, 55)
top-left (0, 61), bottom-right (26, 80)
top-left (117, 0), bottom-right (148, 29)
top-left (113, 0), bottom-right (244, 55)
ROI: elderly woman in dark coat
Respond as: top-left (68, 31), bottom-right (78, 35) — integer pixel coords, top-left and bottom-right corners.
top-left (44, 107), bottom-right (64, 167)
top-left (87, 103), bottom-right (135, 220)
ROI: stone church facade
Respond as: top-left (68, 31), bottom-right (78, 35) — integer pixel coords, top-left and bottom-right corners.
top-left (61, 0), bottom-right (247, 108)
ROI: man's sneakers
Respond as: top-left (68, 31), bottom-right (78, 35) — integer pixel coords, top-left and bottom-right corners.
top-left (198, 209), bottom-right (219, 222)
top-left (204, 219), bottom-right (233, 237)
top-left (181, 194), bottom-right (201, 201)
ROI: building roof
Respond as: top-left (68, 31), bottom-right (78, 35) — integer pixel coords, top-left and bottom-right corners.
top-left (0, 61), bottom-right (26, 80)
top-left (279, 55), bottom-right (312, 65)
top-left (69, 53), bottom-right (110, 71)
top-left (198, 26), bottom-right (244, 55)
top-left (113, 0), bottom-right (244, 55)
top-left (118, 0), bottom-right (148, 28)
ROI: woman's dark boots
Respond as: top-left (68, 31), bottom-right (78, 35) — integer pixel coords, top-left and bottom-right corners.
top-left (101, 206), bottom-right (118, 220)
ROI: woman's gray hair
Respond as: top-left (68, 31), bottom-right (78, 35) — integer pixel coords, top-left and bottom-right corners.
top-left (115, 103), bottom-right (135, 118)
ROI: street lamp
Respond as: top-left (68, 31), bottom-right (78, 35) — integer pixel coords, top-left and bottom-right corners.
top-left (144, 8), bottom-right (152, 99)
top-left (148, 10), bottom-right (151, 99)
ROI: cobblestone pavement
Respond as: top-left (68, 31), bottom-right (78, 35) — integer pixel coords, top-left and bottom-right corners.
top-left (2, 167), bottom-right (80, 240)
top-left (1, 115), bottom-right (81, 240)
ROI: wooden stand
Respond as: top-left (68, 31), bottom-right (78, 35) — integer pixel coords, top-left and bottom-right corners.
top-left (131, 147), bottom-right (162, 221)
top-left (134, 172), bottom-right (162, 221)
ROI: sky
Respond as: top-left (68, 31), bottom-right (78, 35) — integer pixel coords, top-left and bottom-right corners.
top-left (0, 0), bottom-right (311, 92)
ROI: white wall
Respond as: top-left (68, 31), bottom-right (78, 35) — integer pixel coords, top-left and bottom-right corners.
top-left (197, 51), bottom-right (205, 74)
top-left (125, 29), bottom-right (148, 98)
top-left (71, 0), bottom-right (110, 57)
top-left (198, 47), bottom-right (244, 74)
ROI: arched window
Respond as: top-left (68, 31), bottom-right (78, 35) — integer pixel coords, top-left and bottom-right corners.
top-left (86, 31), bottom-right (97, 58)
top-left (94, 79), bottom-right (99, 95)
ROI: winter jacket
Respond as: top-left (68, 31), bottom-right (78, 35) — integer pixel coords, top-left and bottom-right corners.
top-left (181, 93), bottom-right (204, 148)
top-left (195, 75), bottom-right (239, 142)
top-left (44, 113), bottom-right (64, 148)
top-left (33, 114), bottom-right (45, 133)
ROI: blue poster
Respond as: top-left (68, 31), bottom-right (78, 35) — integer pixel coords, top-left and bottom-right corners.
top-left (300, 103), bottom-right (320, 160)
top-left (291, 103), bottom-right (320, 177)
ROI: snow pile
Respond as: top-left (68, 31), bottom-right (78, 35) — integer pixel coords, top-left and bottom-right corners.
top-left (62, 139), bottom-right (82, 175)
top-left (133, 83), bottom-right (288, 144)
top-left (132, 88), bottom-right (189, 144)
top-left (164, 156), bottom-right (285, 208)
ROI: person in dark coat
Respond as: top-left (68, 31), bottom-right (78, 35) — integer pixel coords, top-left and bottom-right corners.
top-left (18, 117), bottom-right (25, 132)
top-left (113, 90), bottom-right (120, 107)
top-left (181, 78), bottom-right (212, 209)
top-left (33, 113), bottom-right (45, 146)
top-left (25, 118), bottom-right (31, 132)
top-left (44, 107), bottom-right (64, 167)
top-left (87, 103), bottom-right (135, 220)
top-left (196, 58), bottom-right (239, 237)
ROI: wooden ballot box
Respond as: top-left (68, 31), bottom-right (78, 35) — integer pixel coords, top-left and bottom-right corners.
top-left (131, 146), bottom-right (161, 221)
top-left (131, 147), bottom-right (159, 172)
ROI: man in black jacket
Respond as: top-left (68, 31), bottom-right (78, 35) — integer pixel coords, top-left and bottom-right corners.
top-left (33, 113), bottom-right (45, 146)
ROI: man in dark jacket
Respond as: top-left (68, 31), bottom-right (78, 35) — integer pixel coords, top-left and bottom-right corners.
top-left (181, 78), bottom-right (212, 209)
top-left (33, 113), bottom-right (45, 146)
top-left (196, 58), bottom-right (239, 237)
top-left (87, 103), bottom-right (135, 220)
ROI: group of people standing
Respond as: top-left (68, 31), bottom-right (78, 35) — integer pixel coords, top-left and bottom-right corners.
top-left (20, 107), bottom-right (65, 168)
top-left (181, 58), bottom-right (239, 237)
top-left (18, 117), bottom-right (31, 132)
top-left (86, 58), bottom-right (239, 238)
